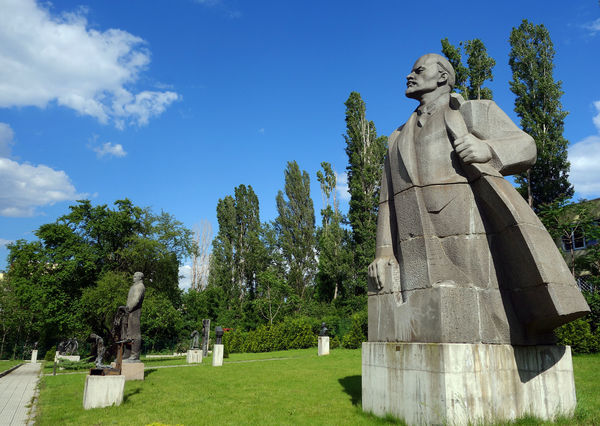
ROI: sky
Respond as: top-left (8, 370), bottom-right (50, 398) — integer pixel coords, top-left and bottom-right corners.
top-left (1, 0), bottom-right (599, 289)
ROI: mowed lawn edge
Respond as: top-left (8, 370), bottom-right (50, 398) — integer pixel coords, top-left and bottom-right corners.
top-left (33, 349), bottom-right (600, 425)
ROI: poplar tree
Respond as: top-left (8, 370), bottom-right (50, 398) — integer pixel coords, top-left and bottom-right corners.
top-left (315, 162), bottom-right (352, 302)
top-left (209, 184), bottom-right (264, 309)
top-left (441, 38), bottom-right (495, 100)
top-left (344, 92), bottom-right (387, 294)
top-left (509, 19), bottom-right (573, 209)
top-left (274, 161), bottom-right (317, 300)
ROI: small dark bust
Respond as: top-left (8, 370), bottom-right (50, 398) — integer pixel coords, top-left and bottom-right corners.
top-left (319, 322), bottom-right (329, 337)
top-left (215, 326), bottom-right (224, 345)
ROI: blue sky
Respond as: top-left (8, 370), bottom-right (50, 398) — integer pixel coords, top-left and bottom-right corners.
top-left (1, 0), bottom-right (599, 288)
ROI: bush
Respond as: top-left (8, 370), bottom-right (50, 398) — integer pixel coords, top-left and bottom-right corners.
top-left (555, 318), bottom-right (600, 354)
top-left (56, 359), bottom-right (95, 370)
top-left (222, 316), bottom-right (317, 354)
top-left (342, 311), bottom-right (367, 349)
top-left (44, 346), bottom-right (57, 362)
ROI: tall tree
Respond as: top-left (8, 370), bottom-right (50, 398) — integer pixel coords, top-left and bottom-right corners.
top-left (344, 92), bottom-right (387, 294)
top-left (274, 161), bottom-right (317, 300)
top-left (208, 185), bottom-right (264, 310)
top-left (509, 19), bottom-right (574, 209)
top-left (441, 38), bottom-right (495, 100)
top-left (315, 162), bottom-right (352, 302)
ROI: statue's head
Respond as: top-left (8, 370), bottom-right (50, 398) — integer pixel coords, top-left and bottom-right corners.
top-left (133, 271), bottom-right (144, 283)
top-left (405, 53), bottom-right (455, 100)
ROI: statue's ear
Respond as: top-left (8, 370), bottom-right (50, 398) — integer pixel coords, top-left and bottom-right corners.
top-left (437, 71), bottom-right (449, 86)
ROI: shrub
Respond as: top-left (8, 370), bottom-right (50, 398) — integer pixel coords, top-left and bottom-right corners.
top-left (44, 346), bottom-right (57, 362)
top-left (342, 311), bottom-right (367, 349)
top-left (555, 318), bottom-right (599, 354)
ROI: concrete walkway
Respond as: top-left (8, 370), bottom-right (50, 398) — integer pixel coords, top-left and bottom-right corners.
top-left (0, 363), bottom-right (41, 426)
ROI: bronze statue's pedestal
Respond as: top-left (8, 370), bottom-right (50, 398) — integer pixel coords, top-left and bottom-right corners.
top-left (83, 375), bottom-right (125, 409)
top-left (362, 342), bottom-right (576, 425)
top-left (187, 349), bottom-right (202, 363)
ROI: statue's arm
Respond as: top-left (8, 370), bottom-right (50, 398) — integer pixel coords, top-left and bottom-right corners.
top-left (463, 101), bottom-right (536, 176)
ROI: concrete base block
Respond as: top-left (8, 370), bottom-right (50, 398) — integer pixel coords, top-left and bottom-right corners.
top-left (187, 349), bottom-right (202, 363)
top-left (362, 342), bottom-right (576, 425)
top-left (120, 362), bottom-right (145, 381)
top-left (318, 336), bottom-right (330, 356)
top-left (83, 375), bottom-right (125, 410)
top-left (55, 352), bottom-right (80, 362)
top-left (212, 344), bottom-right (224, 367)
top-left (31, 350), bottom-right (38, 363)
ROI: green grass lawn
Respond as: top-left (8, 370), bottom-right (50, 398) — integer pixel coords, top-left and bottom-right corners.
top-left (0, 359), bottom-right (23, 374)
top-left (34, 349), bottom-right (600, 425)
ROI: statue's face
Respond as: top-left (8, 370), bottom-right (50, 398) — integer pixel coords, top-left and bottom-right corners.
top-left (405, 55), bottom-right (442, 100)
top-left (133, 272), bottom-right (143, 282)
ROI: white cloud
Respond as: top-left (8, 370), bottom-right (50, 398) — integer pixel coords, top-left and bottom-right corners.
top-left (0, 238), bottom-right (13, 247)
top-left (0, 157), bottom-right (85, 217)
top-left (593, 101), bottom-right (600, 131)
top-left (569, 102), bottom-right (600, 198)
top-left (0, 0), bottom-right (179, 127)
top-left (0, 122), bottom-right (15, 157)
top-left (93, 142), bottom-right (127, 158)
top-left (336, 171), bottom-right (350, 201)
top-left (584, 18), bottom-right (600, 35)
top-left (179, 264), bottom-right (192, 290)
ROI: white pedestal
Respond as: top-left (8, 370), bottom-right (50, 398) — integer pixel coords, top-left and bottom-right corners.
top-left (318, 336), bottom-right (330, 356)
top-left (30, 350), bottom-right (38, 363)
top-left (83, 375), bottom-right (125, 409)
top-left (362, 342), bottom-right (577, 425)
top-left (55, 352), bottom-right (80, 362)
top-left (212, 344), bottom-right (224, 367)
top-left (187, 349), bottom-right (202, 363)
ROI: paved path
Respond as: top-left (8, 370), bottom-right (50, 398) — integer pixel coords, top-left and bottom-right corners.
top-left (0, 363), bottom-right (41, 426)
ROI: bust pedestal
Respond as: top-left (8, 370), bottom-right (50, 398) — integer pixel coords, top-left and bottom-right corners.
top-left (212, 344), bottom-right (224, 367)
top-left (318, 336), bottom-right (329, 356)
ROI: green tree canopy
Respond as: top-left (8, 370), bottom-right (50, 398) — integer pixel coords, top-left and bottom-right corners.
top-left (344, 92), bottom-right (387, 295)
top-left (509, 19), bottom-right (573, 208)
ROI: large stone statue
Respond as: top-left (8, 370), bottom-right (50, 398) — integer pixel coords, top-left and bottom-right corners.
top-left (123, 271), bottom-right (145, 362)
top-left (362, 53), bottom-right (590, 424)
top-left (367, 53), bottom-right (589, 345)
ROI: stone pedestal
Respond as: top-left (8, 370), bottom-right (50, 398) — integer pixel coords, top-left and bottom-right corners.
top-left (120, 362), bottom-right (145, 381)
top-left (55, 352), bottom-right (80, 362)
top-left (83, 375), bottom-right (125, 410)
top-left (212, 344), bottom-right (224, 367)
top-left (30, 350), bottom-right (38, 363)
top-left (318, 336), bottom-right (330, 356)
top-left (362, 342), bottom-right (576, 425)
top-left (187, 349), bottom-right (202, 363)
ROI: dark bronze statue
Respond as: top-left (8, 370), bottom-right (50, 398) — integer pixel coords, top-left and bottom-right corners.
top-left (190, 330), bottom-right (200, 349)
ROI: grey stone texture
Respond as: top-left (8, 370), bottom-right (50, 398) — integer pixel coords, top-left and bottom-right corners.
top-left (82, 375), bottom-right (125, 410)
top-left (368, 53), bottom-right (589, 345)
top-left (362, 342), bottom-right (577, 425)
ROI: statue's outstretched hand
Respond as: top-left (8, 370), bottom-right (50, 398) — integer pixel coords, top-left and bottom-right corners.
top-left (368, 256), bottom-right (398, 292)
top-left (453, 134), bottom-right (492, 164)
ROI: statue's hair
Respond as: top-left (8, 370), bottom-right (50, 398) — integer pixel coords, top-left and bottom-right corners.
top-left (422, 53), bottom-right (456, 89)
